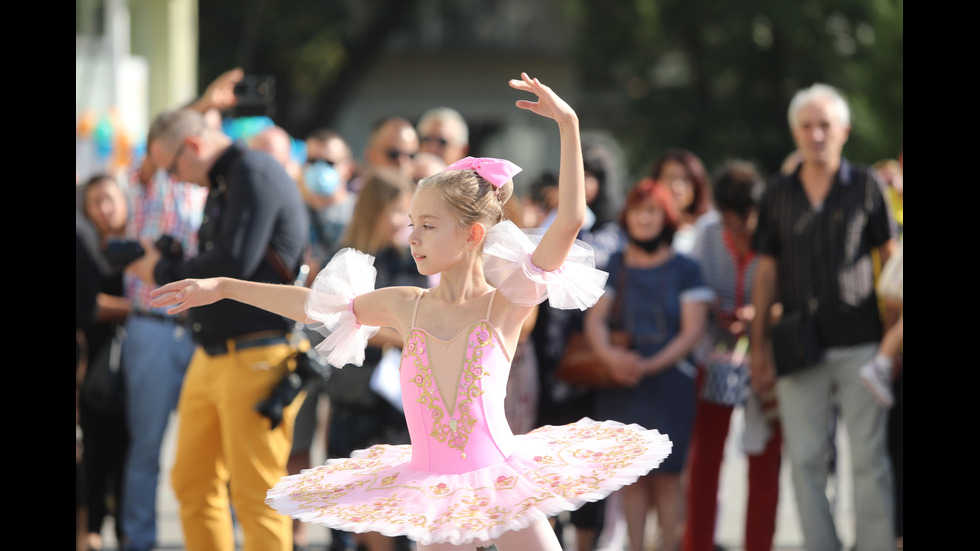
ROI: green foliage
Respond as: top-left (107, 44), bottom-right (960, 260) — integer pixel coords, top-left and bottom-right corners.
top-left (563, 0), bottom-right (903, 178)
top-left (195, 0), bottom-right (901, 176)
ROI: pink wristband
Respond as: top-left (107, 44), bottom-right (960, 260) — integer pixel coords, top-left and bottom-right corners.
top-left (527, 253), bottom-right (564, 274)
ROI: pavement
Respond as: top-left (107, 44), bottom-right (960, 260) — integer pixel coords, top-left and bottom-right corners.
top-left (95, 407), bottom-right (857, 550)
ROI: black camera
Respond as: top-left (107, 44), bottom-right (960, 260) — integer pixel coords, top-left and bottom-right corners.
top-left (104, 235), bottom-right (184, 271)
top-left (154, 234), bottom-right (184, 260)
top-left (231, 74), bottom-right (276, 118)
top-left (255, 347), bottom-right (330, 430)
top-left (105, 239), bottom-right (145, 270)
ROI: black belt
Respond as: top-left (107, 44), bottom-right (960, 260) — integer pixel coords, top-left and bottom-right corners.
top-left (201, 331), bottom-right (289, 356)
top-left (133, 310), bottom-right (185, 325)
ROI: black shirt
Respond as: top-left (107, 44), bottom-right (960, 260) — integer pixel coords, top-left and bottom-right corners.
top-left (753, 159), bottom-right (896, 347)
top-left (155, 140), bottom-right (308, 344)
top-left (76, 212), bottom-right (103, 330)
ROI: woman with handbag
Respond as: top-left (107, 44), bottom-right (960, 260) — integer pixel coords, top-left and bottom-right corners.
top-left (78, 173), bottom-right (132, 551)
top-left (681, 161), bottom-right (782, 551)
top-left (584, 178), bottom-right (712, 551)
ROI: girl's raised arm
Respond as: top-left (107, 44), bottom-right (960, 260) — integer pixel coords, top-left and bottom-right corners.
top-left (510, 73), bottom-right (585, 272)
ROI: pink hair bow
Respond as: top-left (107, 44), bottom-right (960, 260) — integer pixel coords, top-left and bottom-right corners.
top-left (445, 156), bottom-right (522, 188)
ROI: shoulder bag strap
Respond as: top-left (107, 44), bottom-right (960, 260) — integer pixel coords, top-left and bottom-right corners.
top-left (610, 253), bottom-right (627, 329)
top-left (265, 245), bottom-right (298, 285)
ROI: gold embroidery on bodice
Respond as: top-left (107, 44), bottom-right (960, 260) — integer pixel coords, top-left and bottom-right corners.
top-left (404, 322), bottom-right (496, 459)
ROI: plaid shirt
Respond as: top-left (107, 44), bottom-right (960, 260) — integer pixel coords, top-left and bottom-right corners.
top-left (123, 166), bottom-right (209, 314)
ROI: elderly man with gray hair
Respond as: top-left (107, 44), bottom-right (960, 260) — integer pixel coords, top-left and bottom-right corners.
top-left (749, 83), bottom-right (898, 551)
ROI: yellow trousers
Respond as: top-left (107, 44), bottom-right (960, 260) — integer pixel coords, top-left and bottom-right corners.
top-left (171, 339), bottom-right (304, 551)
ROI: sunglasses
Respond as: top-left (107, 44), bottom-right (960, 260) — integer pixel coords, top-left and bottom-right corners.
top-left (386, 149), bottom-right (416, 162)
top-left (305, 158), bottom-right (337, 166)
top-left (421, 136), bottom-right (449, 148)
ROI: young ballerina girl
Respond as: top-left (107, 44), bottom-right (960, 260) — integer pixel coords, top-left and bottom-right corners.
top-left (150, 73), bottom-right (672, 551)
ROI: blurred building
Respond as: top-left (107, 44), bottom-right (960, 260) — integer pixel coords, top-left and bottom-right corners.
top-left (76, 0), bottom-right (199, 182)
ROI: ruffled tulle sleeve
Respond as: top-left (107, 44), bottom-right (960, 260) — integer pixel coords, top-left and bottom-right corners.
top-left (305, 248), bottom-right (381, 367)
top-left (483, 220), bottom-right (608, 310)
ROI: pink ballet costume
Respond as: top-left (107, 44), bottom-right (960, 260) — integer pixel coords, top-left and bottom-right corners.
top-left (266, 221), bottom-right (673, 546)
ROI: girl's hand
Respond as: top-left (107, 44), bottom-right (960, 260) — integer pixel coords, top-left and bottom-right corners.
top-left (150, 278), bottom-right (226, 315)
top-left (510, 72), bottom-right (578, 126)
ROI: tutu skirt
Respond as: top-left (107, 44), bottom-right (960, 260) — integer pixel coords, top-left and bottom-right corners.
top-left (267, 417), bottom-right (671, 546)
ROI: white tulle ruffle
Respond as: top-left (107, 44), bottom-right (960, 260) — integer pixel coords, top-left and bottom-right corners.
top-left (483, 220), bottom-right (608, 310)
top-left (305, 248), bottom-right (381, 367)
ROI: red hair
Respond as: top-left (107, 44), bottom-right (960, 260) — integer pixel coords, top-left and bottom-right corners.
top-left (618, 178), bottom-right (682, 243)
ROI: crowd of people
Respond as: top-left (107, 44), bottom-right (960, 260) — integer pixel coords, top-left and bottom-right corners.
top-left (76, 68), bottom-right (903, 551)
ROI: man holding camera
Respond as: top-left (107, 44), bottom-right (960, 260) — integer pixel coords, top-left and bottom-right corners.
top-left (118, 68), bottom-right (237, 551)
top-left (129, 98), bottom-right (308, 550)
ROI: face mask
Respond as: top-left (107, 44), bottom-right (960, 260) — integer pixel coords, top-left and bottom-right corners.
top-left (303, 161), bottom-right (340, 197)
top-left (628, 232), bottom-right (667, 253)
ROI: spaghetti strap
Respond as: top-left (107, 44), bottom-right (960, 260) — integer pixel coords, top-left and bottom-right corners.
top-left (410, 289), bottom-right (425, 328)
top-left (485, 289), bottom-right (497, 319)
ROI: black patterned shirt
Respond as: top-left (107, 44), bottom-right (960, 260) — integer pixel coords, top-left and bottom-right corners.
top-left (753, 159), bottom-right (897, 347)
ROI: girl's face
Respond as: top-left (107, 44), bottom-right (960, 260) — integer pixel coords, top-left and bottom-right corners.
top-left (407, 188), bottom-right (468, 275)
top-left (624, 197), bottom-right (665, 242)
top-left (383, 192), bottom-right (412, 246)
top-left (659, 159), bottom-right (694, 212)
top-left (584, 170), bottom-right (600, 205)
top-left (85, 180), bottom-right (128, 238)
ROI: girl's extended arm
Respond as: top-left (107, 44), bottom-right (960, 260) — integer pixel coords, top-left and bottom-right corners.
top-left (151, 277), bottom-right (412, 333)
top-left (150, 277), bottom-right (312, 321)
top-left (510, 73), bottom-right (585, 272)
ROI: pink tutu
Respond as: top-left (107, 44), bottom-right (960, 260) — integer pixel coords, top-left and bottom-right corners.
top-left (267, 418), bottom-right (671, 545)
